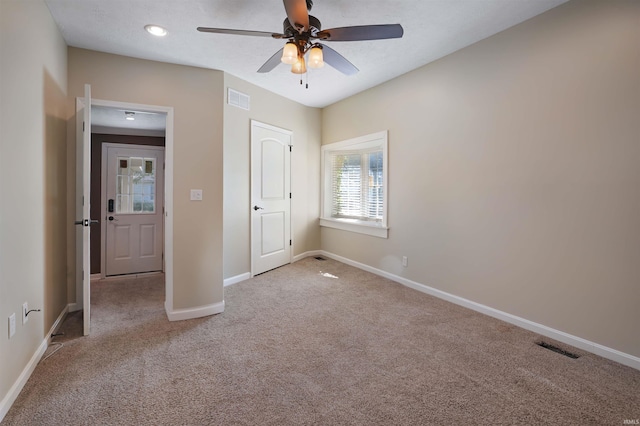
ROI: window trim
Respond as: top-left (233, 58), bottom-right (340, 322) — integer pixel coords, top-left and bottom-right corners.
top-left (320, 131), bottom-right (388, 238)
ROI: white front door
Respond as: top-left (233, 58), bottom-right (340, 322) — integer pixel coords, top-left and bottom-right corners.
top-left (251, 121), bottom-right (292, 275)
top-left (75, 84), bottom-right (92, 335)
top-left (103, 144), bottom-right (164, 276)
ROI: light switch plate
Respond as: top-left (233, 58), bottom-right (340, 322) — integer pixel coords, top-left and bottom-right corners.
top-left (9, 313), bottom-right (16, 338)
top-left (190, 189), bottom-right (203, 201)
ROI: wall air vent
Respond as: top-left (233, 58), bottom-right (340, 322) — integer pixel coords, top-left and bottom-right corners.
top-left (228, 88), bottom-right (250, 111)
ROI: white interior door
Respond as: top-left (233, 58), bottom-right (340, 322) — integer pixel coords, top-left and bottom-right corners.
top-left (104, 144), bottom-right (164, 276)
top-left (75, 84), bottom-right (92, 336)
top-left (251, 121), bottom-right (292, 275)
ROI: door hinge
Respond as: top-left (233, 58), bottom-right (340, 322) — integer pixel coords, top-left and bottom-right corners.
top-left (82, 196), bottom-right (85, 206)
top-left (289, 239), bottom-right (292, 246)
top-left (289, 146), bottom-right (292, 152)
top-left (289, 192), bottom-right (292, 199)
top-left (83, 121), bottom-right (85, 132)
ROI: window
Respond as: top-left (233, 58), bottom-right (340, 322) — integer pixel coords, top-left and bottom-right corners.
top-left (116, 156), bottom-right (157, 214)
top-left (321, 131), bottom-right (388, 238)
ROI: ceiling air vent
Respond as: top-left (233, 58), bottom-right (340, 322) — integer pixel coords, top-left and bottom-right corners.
top-left (228, 88), bottom-right (250, 111)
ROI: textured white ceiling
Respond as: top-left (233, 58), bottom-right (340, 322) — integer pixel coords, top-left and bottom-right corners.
top-left (46, 0), bottom-right (567, 108)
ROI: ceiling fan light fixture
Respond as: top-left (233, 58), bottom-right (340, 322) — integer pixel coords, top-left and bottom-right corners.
top-left (308, 45), bottom-right (324, 68)
top-left (145, 24), bottom-right (167, 37)
top-left (291, 56), bottom-right (307, 74)
top-left (197, 2), bottom-right (404, 80)
top-left (281, 42), bottom-right (298, 65)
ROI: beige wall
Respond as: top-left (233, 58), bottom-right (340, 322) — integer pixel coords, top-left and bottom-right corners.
top-left (2, 1), bottom-right (638, 414)
top-left (0, 0), bottom-right (68, 409)
top-left (321, 0), bottom-right (640, 358)
top-left (223, 74), bottom-right (321, 279)
top-left (67, 49), bottom-right (225, 310)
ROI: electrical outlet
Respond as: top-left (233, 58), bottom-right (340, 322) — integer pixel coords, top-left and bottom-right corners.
top-left (402, 256), bottom-right (408, 267)
top-left (8, 313), bottom-right (16, 338)
top-left (22, 302), bottom-right (28, 324)
top-left (190, 189), bottom-right (203, 201)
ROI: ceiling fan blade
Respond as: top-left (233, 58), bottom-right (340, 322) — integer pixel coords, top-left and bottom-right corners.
top-left (257, 48), bottom-right (285, 73)
top-left (317, 24), bottom-right (404, 41)
top-left (282, 0), bottom-right (309, 32)
top-left (320, 44), bottom-right (358, 76)
top-left (197, 27), bottom-right (286, 39)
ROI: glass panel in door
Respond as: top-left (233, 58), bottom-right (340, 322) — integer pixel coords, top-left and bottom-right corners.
top-left (115, 156), bottom-right (156, 214)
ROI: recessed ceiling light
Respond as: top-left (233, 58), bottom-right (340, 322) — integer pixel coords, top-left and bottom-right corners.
top-left (145, 25), bottom-right (167, 37)
top-left (125, 111), bottom-right (135, 121)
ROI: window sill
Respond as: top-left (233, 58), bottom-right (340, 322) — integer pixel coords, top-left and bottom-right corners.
top-left (319, 218), bottom-right (389, 239)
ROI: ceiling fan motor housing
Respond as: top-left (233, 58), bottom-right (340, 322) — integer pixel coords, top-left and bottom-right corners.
top-left (283, 15), bottom-right (322, 58)
top-left (283, 15), bottom-right (322, 38)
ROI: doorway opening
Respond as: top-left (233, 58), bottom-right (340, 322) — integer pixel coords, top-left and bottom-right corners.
top-left (75, 92), bottom-right (175, 335)
top-left (91, 105), bottom-right (167, 278)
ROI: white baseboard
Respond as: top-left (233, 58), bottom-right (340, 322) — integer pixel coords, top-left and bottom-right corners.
top-left (67, 302), bottom-right (80, 312)
top-left (165, 300), bottom-right (225, 321)
top-left (224, 273), bottom-right (251, 287)
top-left (317, 251), bottom-right (640, 371)
top-left (293, 250), bottom-right (323, 263)
top-left (224, 253), bottom-right (323, 286)
top-left (0, 304), bottom-right (69, 422)
top-left (48, 305), bottom-right (70, 342)
top-left (223, 251), bottom-right (326, 287)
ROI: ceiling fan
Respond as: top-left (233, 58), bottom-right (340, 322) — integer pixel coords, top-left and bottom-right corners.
top-left (197, 0), bottom-right (404, 77)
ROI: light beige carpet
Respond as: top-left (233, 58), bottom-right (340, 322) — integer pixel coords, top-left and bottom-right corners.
top-left (3, 257), bottom-right (639, 425)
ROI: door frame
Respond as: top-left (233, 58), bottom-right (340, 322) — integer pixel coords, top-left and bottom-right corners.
top-left (100, 143), bottom-right (166, 278)
top-left (75, 97), bottom-right (175, 327)
top-left (250, 120), bottom-right (293, 277)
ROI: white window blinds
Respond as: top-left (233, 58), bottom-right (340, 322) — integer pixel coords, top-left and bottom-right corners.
top-left (321, 131), bottom-right (388, 238)
top-left (329, 149), bottom-right (383, 222)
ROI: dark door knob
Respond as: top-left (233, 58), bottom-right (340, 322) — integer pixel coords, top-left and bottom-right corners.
top-left (253, 206), bottom-right (264, 211)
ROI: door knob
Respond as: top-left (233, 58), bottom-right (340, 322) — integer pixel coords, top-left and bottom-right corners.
top-left (108, 216), bottom-right (118, 222)
top-left (253, 206), bottom-right (264, 211)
